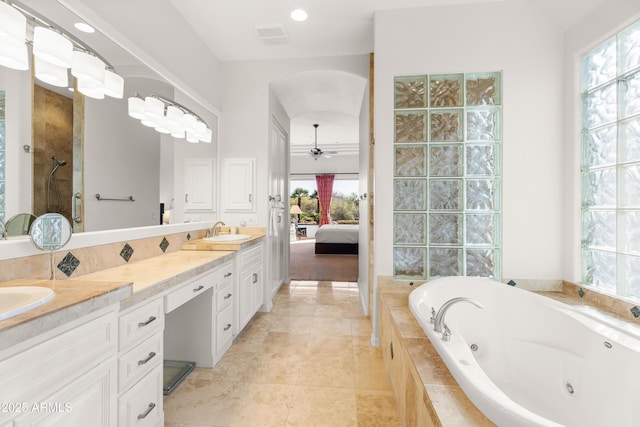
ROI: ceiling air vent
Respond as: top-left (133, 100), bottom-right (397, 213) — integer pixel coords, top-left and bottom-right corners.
top-left (254, 24), bottom-right (288, 45)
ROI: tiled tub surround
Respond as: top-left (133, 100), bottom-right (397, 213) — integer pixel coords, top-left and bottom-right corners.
top-left (380, 278), bottom-right (640, 426)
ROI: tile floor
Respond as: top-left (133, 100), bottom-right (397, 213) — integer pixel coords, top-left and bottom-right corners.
top-left (164, 280), bottom-right (401, 427)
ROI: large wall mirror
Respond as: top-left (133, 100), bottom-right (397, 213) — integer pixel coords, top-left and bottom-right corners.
top-left (0, 0), bottom-right (218, 239)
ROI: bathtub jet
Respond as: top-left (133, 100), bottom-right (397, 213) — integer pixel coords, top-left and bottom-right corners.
top-left (409, 276), bottom-right (640, 427)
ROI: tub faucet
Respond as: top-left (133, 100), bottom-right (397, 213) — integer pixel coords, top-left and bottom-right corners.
top-left (433, 297), bottom-right (484, 341)
top-left (208, 221), bottom-right (226, 237)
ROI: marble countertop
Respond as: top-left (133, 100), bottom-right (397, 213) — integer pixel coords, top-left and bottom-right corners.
top-left (78, 249), bottom-right (236, 308)
top-left (0, 232), bottom-right (266, 351)
top-left (181, 229), bottom-right (266, 251)
top-left (0, 278), bottom-right (132, 351)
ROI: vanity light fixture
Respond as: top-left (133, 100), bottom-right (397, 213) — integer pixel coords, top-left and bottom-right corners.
top-left (0, 0), bottom-right (124, 100)
top-left (127, 93), bottom-right (213, 143)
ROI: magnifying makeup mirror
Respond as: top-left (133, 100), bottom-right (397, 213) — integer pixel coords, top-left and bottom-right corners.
top-left (29, 213), bottom-right (73, 280)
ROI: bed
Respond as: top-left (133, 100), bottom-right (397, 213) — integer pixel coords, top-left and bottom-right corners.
top-left (314, 224), bottom-right (359, 254)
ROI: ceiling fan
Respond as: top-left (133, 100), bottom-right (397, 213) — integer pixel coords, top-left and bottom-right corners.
top-left (308, 124), bottom-right (338, 160)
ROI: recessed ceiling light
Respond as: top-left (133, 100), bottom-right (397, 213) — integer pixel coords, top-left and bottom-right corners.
top-left (290, 9), bottom-right (308, 22)
top-left (74, 22), bottom-right (95, 33)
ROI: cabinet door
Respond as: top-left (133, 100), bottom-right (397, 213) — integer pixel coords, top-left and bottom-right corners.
top-left (184, 158), bottom-right (214, 211)
top-left (14, 359), bottom-right (117, 427)
top-left (251, 264), bottom-right (263, 314)
top-left (239, 269), bottom-right (254, 330)
top-left (222, 158), bottom-right (255, 212)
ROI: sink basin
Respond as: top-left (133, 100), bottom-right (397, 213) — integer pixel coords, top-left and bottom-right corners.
top-left (204, 234), bottom-right (252, 242)
top-left (0, 286), bottom-right (54, 321)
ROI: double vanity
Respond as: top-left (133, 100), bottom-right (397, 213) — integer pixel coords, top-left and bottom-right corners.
top-left (0, 227), bottom-right (266, 427)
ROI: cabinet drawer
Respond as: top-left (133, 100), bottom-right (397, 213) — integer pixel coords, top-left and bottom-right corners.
top-left (216, 281), bottom-right (234, 312)
top-left (118, 333), bottom-right (162, 393)
top-left (240, 244), bottom-right (263, 269)
top-left (118, 365), bottom-right (163, 427)
top-left (216, 303), bottom-right (234, 353)
top-left (119, 298), bottom-right (164, 352)
top-left (219, 260), bottom-right (234, 287)
top-left (164, 270), bottom-right (216, 313)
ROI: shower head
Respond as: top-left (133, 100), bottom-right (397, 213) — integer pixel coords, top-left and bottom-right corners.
top-left (52, 156), bottom-right (67, 167)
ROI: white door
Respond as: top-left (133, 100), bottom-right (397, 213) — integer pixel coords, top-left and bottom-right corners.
top-left (268, 119), bottom-right (289, 298)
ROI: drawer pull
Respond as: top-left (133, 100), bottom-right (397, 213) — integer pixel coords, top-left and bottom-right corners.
top-left (252, 273), bottom-right (258, 284)
top-left (137, 402), bottom-right (156, 420)
top-left (224, 293), bottom-right (232, 299)
top-left (137, 351), bottom-right (157, 366)
top-left (138, 316), bottom-right (157, 327)
top-left (224, 323), bottom-right (232, 331)
top-left (193, 285), bottom-right (204, 292)
top-left (224, 272), bottom-right (232, 278)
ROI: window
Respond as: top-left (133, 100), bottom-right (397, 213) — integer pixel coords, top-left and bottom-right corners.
top-left (581, 20), bottom-right (640, 298)
top-left (290, 179), bottom-right (359, 223)
top-left (392, 72), bottom-right (502, 280)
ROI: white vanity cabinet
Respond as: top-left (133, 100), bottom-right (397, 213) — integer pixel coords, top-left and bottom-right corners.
top-left (237, 242), bottom-right (264, 331)
top-left (0, 306), bottom-right (119, 427)
top-left (213, 259), bottom-right (235, 363)
top-left (117, 297), bottom-right (164, 427)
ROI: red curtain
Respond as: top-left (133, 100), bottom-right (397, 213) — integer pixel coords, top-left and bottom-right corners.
top-left (315, 174), bottom-right (334, 227)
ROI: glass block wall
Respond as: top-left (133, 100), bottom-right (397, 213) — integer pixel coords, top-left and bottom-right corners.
top-left (581, 19), bottom-right (640, 298)
top-left (393, 73), bottom-right (502, 280)
top-left (0, 91), bottom-right (5, 225)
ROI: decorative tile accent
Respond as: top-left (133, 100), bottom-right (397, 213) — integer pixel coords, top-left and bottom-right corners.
top-left (631, 306), bottom-right (640, 318)
top-left (430, 110), bottom-right (463, 142)
top-left (57, 252), bottom-right (80, 277)
top-left (187, 233), bottom-right (191, 241)
top-left (507, 280), bottom-right (517, 286)
top-left (394, 76), bottom-right (427, 109)
top-left (429, 74), bottom-right (463, 107)
top-left (395, 145), bottom-right (427, 177)
top-left (120, 243), bottom-right (134, 263)
top-left (578, 287), bottom-right (586, 298)
top-left (395, 111), bottom-right (427, 143)
top-left (160, 237), bottom-right (169, 253)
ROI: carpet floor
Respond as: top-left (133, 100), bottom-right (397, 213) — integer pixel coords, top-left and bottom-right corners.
top-left (290, 239), bottom-right (358, 282)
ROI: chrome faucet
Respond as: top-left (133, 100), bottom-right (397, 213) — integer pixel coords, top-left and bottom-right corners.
top-left (208, 221), bottom-right (226, 237)
top-left (433, 297), bottom-right (484, 341)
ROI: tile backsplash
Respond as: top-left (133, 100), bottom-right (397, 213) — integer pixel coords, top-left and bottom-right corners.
top-left (0, 229), bottom-right (207, 282)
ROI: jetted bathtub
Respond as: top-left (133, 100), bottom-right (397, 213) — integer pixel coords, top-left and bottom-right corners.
top-left (409, 276), bottom-right (640, 427)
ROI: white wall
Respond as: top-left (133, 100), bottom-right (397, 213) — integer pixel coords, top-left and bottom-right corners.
top-left (220, 55), bottom-right (370, 226)
top-left (562, 0), bottom-right (640, 282)
top-left (290, 153), bottom-right (359, 175)
top-left (374, 0), bottom-right (566, 282)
